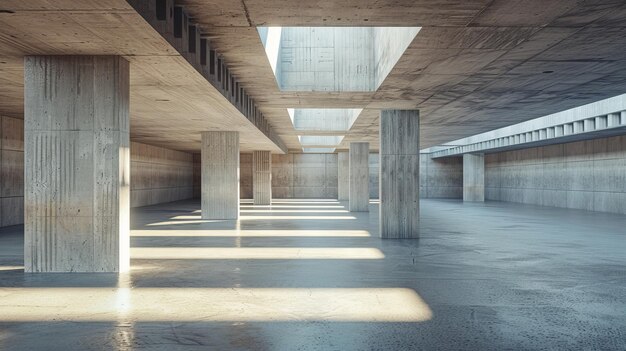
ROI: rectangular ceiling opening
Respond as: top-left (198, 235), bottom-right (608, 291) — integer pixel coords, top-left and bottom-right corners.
top-left (288, 108), bottom-right (362, 132)
top-left (258, 27), bottom-right (420, 92)
top-left (298, 136), bottom-right (345, 146)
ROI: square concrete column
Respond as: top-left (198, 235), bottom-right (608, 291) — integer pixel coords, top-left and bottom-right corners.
top-left (201, 131), bottom-right (239, 219)
top-left (252, 151), bottom-right (272, 205)
top-left (337, 151), bottom-right (349, 201)
top-left (380, 110), bottom-right (420, 239)
top-left (349, 142), bottom-right (369, 212)
top-left (463, 153), bottom-right (485, 202)
top-left (24, 56), bottom-right (130, 272)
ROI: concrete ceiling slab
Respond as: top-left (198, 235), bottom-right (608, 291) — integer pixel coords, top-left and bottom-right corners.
top-left (0, 0), bottom-right (625, 153)
top-left (183, 0), bottom-right (626, 151)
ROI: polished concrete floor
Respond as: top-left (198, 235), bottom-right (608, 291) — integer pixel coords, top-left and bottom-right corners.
top-left (1, 199), bottom-right (625, 350)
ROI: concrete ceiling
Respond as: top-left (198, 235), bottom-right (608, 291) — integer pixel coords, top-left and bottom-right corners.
top-left (0, 0), bottom-right (284, 153)
top-left (0, 1), bottom-right (625, 152)
top-left (186, 0), bottom-right (626, 151)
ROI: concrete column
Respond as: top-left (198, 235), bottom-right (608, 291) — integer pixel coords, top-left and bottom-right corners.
top-left (24, 56), bottom-right (130, 272)
top-left (380, 110), bottom-right (420, 239)
top-left (252, 151), bottom-right (272, 205)
top-left (463, 153), bottom-right (485, 202)
top-left (201, 131), bottom-right (239, 219)
top-left (349, 142), bottom-right (369, 212)
top-left (337, 151), bottom-right (349, 201)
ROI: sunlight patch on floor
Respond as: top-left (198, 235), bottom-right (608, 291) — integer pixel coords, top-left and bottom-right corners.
top-left (131, 230), bottom-right (371, 237)
top-left (131, 247), bottom-right (384, 260)
top-left (0, 288), bottom-right (432, 322)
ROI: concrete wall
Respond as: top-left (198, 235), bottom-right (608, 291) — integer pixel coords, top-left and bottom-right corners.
top-left (279, 27), bottom-right (375, 92)
top-left (420, 156), bottom-right (464, 199)
top-left (485, 135), bottom-right (626, 214)
top-left (272, 153), bottom-right (338, 198)
top-left (193, 152), bottom-right (462, 201)
top-left (1, 116), bottom-right (24, 227)
top-left (0, 115), bottom-right (194, 228)
top-left (194, 153), bottom-right (338, 199)
top-left (130, 142), bottom-right (193, 207)
top-left (368, 153), bottom-right (463, 199)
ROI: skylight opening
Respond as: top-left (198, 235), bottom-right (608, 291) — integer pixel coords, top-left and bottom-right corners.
top-left (303, 148), bottom-right (336, 153)
top-left (298, 135), bottom-right (345, 146)
top-left (288, 108), bottom-right (362, 132)
top-left (258, 27), bottom-right (420, 92)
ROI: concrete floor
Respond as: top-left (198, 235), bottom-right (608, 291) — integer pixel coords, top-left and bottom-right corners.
top-left (1, 199), bottom-right (625, 350)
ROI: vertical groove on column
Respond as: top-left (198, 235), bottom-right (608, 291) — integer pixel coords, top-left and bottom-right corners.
top-left (253, 151), bottom-right (272, 205)
top-left (201, 131), bottom-right (240, 219)
top-left (380, 110), bottom-right (420, 239)
top-left (349, 142), bottom-right (369, 212)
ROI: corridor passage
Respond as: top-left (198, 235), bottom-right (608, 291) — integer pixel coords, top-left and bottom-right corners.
top-left (1, 199), bottom-right (625, 350)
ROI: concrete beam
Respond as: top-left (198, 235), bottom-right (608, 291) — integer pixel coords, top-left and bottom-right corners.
top-left (252, 151), bottom-right (272, 205)
top-left (380, 110), bottom-right (420, 239)
top-left (349, 142), bottom-right (369, 212)
top-left (463, 154), bottom-right (485, 202)
top-left (201, 132), bottom-right (240, 219)
top-left (128, 0), bottom-right (287, 153)
top-left (24, 56), bottom-right (130, 272)
top-left (431, 95), bottom-right (626, 158)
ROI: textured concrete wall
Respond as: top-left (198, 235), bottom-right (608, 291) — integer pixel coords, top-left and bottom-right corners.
top-left (485, 135), bottom-right (626, 214)
top-left (272, 153), bottom-right (338, 198)
top-left (420, 155), bottom-right (463, 199)
top-left (130, 142), bottom-right (194, 208)
top-left (0, 119), bottom-right (194, 227)
top-left (368, 153), bottom-right (462, 199)
top-left (194, 152), bottom-right (337, 199)
top-left (0, 116), bottom-right (24, 227)
top-left (279, 27), bottom-right (375, 92)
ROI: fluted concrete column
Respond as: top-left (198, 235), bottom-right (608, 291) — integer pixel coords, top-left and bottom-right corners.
top-left (201, 131), bottom-right (239, 219)
top-left (253, 151), bottom-right (272, 205)
top-left (337, 151), bottom-right (349, 201)
top-left (24, 56), bottom-right (130, 272)
top-left (380, 110), bottom-right (420, 239)
top-left (349, 142), bottom-right (369, 212)
top-left (463, 153), bottom-right (485, 202)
